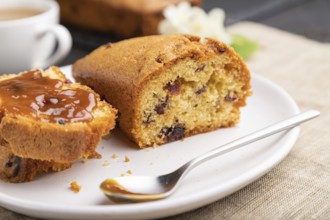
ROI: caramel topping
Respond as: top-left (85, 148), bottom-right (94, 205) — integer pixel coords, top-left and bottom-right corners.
top-left (0, 70), bottom-right (96, 123)
top-left (101, 179), bottom-right (130, 195)
top-left (100, 179), bottom-right (164, 203)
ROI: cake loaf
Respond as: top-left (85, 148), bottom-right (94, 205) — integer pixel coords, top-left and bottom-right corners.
top-left (73, 34), bottom-right (251, 147)
top-left (57, 0), bottom-right (201, 38)
top-left (0, 66), bottom-right (117, 182)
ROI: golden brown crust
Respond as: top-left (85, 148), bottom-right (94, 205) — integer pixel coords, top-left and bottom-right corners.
top-left (56, 0), bottom-right (202, 37)
top-left (0, 67), bottom-right (117, 182)
top-left (73, 34), bottom-right (251, 147)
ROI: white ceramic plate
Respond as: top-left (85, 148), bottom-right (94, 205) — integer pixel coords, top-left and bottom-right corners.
top-left (0, 66), bottom-right (300, 220)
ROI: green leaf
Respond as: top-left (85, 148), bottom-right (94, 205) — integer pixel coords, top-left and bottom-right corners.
top-left (230, 34), bottom-right (258, 60)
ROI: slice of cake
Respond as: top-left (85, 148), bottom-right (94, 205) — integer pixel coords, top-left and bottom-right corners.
top-left (0, 66), bottom-right (117, 182)
top-left (73, 34), bottom-right (251, 147)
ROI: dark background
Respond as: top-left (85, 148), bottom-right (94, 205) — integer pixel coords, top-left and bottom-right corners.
top-left (60, 0), bottom-right (330, 66)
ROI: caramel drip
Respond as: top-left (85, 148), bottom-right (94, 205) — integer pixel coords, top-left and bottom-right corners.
top-left (0, 70), bottom-right (96, 123)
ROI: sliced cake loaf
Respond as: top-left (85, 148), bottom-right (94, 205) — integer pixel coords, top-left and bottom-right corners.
top-left (73, 34), bottom-right (251, 147)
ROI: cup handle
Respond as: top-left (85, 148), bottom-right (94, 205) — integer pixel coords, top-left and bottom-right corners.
top-left (34, 24), bottom-right (72, 68)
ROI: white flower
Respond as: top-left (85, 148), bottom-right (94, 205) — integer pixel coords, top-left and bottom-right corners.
top-left (159, 2), bottom-right (231, 44)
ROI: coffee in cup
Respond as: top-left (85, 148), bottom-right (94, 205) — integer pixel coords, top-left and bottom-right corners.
top-left (0, 0), bottom-right (72, 74)
top-left (0, 8), bottom-right (43, 21)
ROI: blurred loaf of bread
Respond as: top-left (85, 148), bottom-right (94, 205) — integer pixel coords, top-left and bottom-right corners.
top-left (56, 0), bottom-right (202, 38)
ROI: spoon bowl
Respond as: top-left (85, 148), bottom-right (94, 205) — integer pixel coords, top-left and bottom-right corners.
top-left (101, 167), bottom-right (187, 202)
top-left (101, 110), bottom-right (319, 203)
top-left (101, 175), bottom-right (172, 202)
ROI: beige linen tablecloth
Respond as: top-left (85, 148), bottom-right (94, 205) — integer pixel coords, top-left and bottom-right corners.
top-left (1, 22), bottom-right (330, 220)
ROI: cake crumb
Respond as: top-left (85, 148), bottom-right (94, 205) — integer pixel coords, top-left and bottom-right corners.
top-left (120, 173), bottom-right (126, 177)
top-left (70, 181), bottom-right (81, 193)
top-left (127, 170), bottom-right (133, 174)
top-left (124, 156), bottom-right (130, 162)
top-left (102, 160), bottom-right (110, 167)
top-left (111, 154), bottom-right (119, 159)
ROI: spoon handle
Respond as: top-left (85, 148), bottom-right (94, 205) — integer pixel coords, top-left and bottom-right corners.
top-left (182, 110), bottom-right (320, 176)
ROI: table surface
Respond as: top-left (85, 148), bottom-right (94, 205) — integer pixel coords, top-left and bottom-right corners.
top-left (1, 0), bottom-right (330, 219)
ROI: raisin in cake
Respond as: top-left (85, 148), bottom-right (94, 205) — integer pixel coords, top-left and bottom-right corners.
top-left (73, 34), bottom-right (251, 147)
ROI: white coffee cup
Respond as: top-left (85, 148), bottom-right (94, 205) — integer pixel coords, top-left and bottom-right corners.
top-left (0, 0), bottom-right (72, 74)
